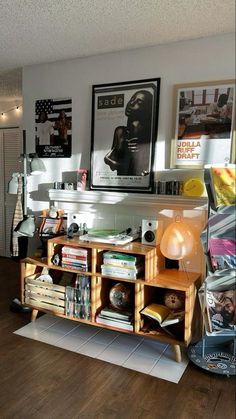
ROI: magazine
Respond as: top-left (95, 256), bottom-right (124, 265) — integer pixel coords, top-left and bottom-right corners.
top-left (205, 289), bottom-right (236, 333)
top-left (209, 166), bottom-right (236, 208)
top-left (209, 238), bottom-right (236, 271)
top-left (198, 269), bottom-right (236, 335)
top-left (140, 303), bottom-right (184, 327)
top-left (200, 206), bottom-right (235, 273)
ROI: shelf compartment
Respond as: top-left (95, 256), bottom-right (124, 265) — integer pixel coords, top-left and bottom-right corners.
top-left (47, 240), bottom-right (92, 274)
top-left (96, 249), bottom-right (146, 280)
top-left (137, 285), bottom-right (186, 343)
top-left (65, 280), bottom-right (91, 320)
top-left (95, 277), bottom-right (135, 332)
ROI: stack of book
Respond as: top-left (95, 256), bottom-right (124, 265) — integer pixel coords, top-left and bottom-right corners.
top-left (96, 306), bottom-right (133, 331)
top-left (101, 251), bottom-right (143, 279)
top-left (61, 246), bottom-right (90, 271)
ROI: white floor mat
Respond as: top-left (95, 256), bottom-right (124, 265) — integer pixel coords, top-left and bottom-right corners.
top-left (14, 314), bottom-right (188, 383)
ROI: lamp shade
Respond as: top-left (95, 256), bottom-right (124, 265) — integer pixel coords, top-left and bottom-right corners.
top-left (8, 173), bottom-right (19, 194)
top-left (160, 219), bottom-right (196, 260)
top-left (30, 156), bottom-right (46, 175)
top-left (15, 215), bottom-right (36, 237)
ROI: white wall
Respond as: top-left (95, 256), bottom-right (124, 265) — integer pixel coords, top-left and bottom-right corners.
top-left (23, 33), bottom-right (235, 205)
top-left (0, 100), bottom-right (22, 128)
top-left (22, 33), bottom-right (234, 266)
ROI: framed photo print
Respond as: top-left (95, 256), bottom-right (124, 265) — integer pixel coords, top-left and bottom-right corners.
top-left (90, 78), bottom-right (160, 192)
top-left (35, 97), bottom-right (72, 158)
top-left (171, 79), bottom-right (235, 168)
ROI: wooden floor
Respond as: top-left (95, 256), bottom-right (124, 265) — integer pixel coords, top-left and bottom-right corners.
top-left (0, 257), bottom-right (235, 419)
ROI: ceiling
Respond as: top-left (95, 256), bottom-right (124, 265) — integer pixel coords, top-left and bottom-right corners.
top-left (0, 0), bottom-right (235, 98)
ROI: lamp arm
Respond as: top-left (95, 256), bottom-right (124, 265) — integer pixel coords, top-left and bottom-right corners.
top-left (22, 130), bottom-right (28, 217)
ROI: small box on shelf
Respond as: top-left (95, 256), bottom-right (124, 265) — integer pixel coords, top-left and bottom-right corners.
top-left (24, 272), bottom-right (65, 315)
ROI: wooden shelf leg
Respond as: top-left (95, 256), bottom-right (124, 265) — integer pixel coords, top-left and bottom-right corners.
top-left (31, 309), bottom-right (39, 322)
top-left (172, 344), bottom-right (182, 363)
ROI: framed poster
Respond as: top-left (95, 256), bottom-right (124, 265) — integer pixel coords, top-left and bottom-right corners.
top-left (171, 80), bottom-right (235, 168)
top-left (35, 97), bottom-right (72, 158)
top-left (90, 78), bottom-right (160, 192)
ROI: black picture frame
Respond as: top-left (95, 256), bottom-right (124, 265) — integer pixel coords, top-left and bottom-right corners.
top-left (35, 97), bottom-right (72, 158)
top-left (90, 78), bottom-right (160, 192)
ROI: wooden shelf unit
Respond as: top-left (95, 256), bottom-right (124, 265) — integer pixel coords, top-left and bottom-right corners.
top-left (20, 236), bottom-right (202, 362)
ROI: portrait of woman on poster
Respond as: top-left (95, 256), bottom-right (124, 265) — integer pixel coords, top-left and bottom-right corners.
top-left (104, 90), bottom-right (153, 176)
top-left (54, 110), bottom-right (72, 145)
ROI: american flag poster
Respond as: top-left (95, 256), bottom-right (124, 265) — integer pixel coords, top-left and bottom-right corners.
top-left (35, 97), bottom-right (72, 158)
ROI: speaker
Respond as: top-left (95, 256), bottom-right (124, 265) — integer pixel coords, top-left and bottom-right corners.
top-left (141, 219), bottom-right (163, 246)
top-left (67, 213), bottom-right (81, 236)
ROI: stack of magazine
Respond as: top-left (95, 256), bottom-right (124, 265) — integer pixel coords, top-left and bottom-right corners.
top-left (61, 246), bottom-right (90, 271)
top-left (96, 306), bottom-right (133, 331)
top-left (101, 251), bottom-right (143, 279)
top-left (198, 268), bottom-right (236, 335)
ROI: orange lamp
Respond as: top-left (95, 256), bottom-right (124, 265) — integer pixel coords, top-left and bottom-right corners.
top-left (160, 218), bottom-right (197, 260)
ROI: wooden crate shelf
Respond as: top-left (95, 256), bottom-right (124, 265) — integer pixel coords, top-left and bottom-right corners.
top-left (20, 236), bottom-right (202, 362)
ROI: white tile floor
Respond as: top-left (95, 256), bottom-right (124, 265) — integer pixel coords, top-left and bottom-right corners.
top-left (14, 314), bottom-right (188, 383)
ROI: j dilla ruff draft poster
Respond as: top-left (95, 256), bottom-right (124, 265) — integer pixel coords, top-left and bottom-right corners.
top-left (90, 79), bottom-right (160, 192)
top-left (172, 81), bottom-right (235, 167)
top-left (35, 97), bottom-right (72, 158)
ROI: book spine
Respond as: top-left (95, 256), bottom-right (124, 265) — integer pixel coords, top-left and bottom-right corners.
top-left (99, 310), bottom-right (132, 323)
top-left (98, 314), bottom-right (132, 325)
top-left (62, 257), bottom-right (88, 265)
top-left (103, 258), bottom-right (138, 268)
top-left (62, 253), bottom-right (87, 261)
top-left (96, 316), bottom-right (133, 331)
top-left (62, 263), bottom-right (88, 272)
top-left (100, 311), bottom-right (132, 321)
top-left (103, 252), bottom-right (141, 263)
top-left (101, 264), bottom-right (139, 273)
top-left (62, 246), bottom-right (88, 256)
top-left (101, 268), bottom-right (137, 279)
